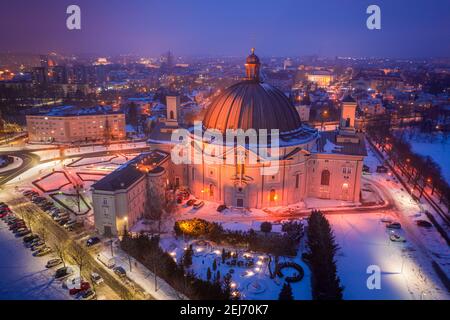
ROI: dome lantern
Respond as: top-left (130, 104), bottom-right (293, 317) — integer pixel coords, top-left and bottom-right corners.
top-left (245, 48), bottom-right (261, 81)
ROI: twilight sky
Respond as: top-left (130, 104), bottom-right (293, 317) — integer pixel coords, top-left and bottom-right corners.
top-left (0, 0), bottom-right (449, 58)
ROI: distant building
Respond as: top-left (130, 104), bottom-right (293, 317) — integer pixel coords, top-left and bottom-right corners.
top-left (283, 58), bottom-right (294, 70)
top-left (358, 98), bottom-right (385, 116)
top-left (306, 70), bottom-right (334, 87)
top-left (127, 97), bottom-right (152, 115)
top-left (26, 105), bottom-right (125, 143)
top-left (295, 94), bottom-right (312, 122)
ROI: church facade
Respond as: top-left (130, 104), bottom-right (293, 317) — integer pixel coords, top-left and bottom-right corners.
top-left (93, 49), bottom-right (367, 235)
top-left (147, 49), bottom-right (367, 209)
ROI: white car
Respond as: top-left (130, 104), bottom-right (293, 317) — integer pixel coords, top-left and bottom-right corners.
top-left (63, 220), bottom-right (77, 229)
top-left (64, 276), bottom-right (83, 289)
top-left (90, 272), bottom-right (104, 285)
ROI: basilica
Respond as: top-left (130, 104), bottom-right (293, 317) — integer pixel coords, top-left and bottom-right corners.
top-left (93, 49), bottom-right (367, 235)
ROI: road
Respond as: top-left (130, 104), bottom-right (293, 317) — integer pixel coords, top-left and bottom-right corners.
top-left (0, 151), bottom-right (39, 186)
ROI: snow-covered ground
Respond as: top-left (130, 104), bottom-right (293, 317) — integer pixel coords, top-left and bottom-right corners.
top-left (159, 233), bottom-right (311, 300)
top-left (329, 213), bottom-right (448, 300)
top-left (402, 131), bottom-right (450, 183)
top-left (0, 221), bottom-right (71, 300)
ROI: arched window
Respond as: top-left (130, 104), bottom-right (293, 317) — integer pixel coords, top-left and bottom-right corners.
top-left (321, 170), bottom-right (330, 186)
top-left (270, 189), bottom-right (277, 202)
top-left (169, 110), bottom-right (174, 119)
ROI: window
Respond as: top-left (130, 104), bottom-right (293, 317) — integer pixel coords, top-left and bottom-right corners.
top-left (209, 184), bottom-right (214, 197)
top-left (295, 174), bottom-right (300, 188)
top-left (321, 170), bottom-right (330, 186)
top-left (103, 198), bottom-right (108, 205)
top-left (170, 110), bottom-right (174, 119)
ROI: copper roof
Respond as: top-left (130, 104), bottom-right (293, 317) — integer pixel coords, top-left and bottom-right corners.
top-left (203, 80), bottom-right (302, 135)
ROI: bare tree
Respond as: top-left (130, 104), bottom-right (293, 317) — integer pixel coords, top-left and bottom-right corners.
top-left (52, 240), bottom-right (68, 267)
top-left (70, 244), bottom-right (88, 279)
top-left (21, 207), bottom-right (35, 233)
top-left (37, 226), bottom-right (48, 243)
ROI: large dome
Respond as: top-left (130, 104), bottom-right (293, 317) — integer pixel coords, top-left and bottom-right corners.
top-left (203, 81), bottom-right (302, 135)
top-left (203, 49), bottom-right (302, 136)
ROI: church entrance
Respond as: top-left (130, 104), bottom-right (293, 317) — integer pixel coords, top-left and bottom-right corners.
top-left (342, 182), bottom-right (349, 201)
top-left (236, 198), bottom-right (244, 208)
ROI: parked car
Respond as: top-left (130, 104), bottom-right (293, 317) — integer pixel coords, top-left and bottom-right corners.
top-left (23, 234), bottom-right (39, 244)
top-left (11, 224), bottom-right (26, 232)
top-left (11, 220), bottom-right (25, 228)
top-left (113, 266), bottom-right (126, 277)
top-left (63, 220), bottom-right (77, 229)
top-left (58, 218), bottom-right (70, 226)
top-left (8, 218), bottom-right (23, 225)
top-left (34, 247), bottom-right (52, 257)
top-left (46, 258), bottom-right (62, 268)
top-left (386, 222), bottom-right (401, 229)
top-left (97, 253), bottom-right (115, 268)
top-left (81, 289), bottom-right (96, 300)
top-left (186, 199), bottom-right (196, 206)
top-left (193, 200), bottom-right (205, 209)
top-left (26, 238), bottom-right (42, 248)
top-left (217, 204), bottom-right (227, 212)
top-left (30, 240), bottom-right (46, 251)
top-left (389, 233), bottom-right (406, 242)
top-left (416, 220), bottom-right (432, 228)
top-left (16, 229), bottom-right (31, 237)
top-left (86, 237), bottom-right (101, 247)
top-left (55, 267), bottom-right (74, 279)
top-left (376, 165), bottom-right (388, 173)
top-left (54, 214), bottom-right (70, 222)
top-left (64, 276), bottom-right (83, 289)
top-left (90, 272), bottom-right (104, 285)
top-left (69, 282), bottom-right (90, 295)
top-left (0, 212), bottom-right (9, 218)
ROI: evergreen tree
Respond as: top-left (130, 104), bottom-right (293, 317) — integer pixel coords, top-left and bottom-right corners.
top-left (206, 267), bottom-right (212, 282)
top-left (216, 270), bottom-right (221, 282)
top-left (307, 210), bottom-right (343, 300)
top-left (278, 282), bottom-right (294, 300)
top-left (221, 248), bottom-right (226, 263)
top-left (183, 245), bottom-right (193, 268)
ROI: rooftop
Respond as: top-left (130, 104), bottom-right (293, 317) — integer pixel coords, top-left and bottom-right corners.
top-left (318, 131), bottom-right (367, 157)
top-left (30, 105), bottom-right (124, 117)
top-left (92, 150), bottom-right (169, 191)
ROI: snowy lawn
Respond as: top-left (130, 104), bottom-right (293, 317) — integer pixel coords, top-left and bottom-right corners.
top-left (33, 171), bottom-right (71, 193)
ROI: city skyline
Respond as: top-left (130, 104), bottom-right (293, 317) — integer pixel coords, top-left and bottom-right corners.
top-left (0, 0), bottom-right (449, 58)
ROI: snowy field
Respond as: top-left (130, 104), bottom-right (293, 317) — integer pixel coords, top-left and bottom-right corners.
top-left (0, 221), bottom-right (71, 300)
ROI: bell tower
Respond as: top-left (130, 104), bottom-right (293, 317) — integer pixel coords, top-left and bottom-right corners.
top-left (339, 95), bottom-right (357, 132)
top-left (166, 94), bottom-right (180, 127)
top-left (337, 94), bottom-right (360, 143)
